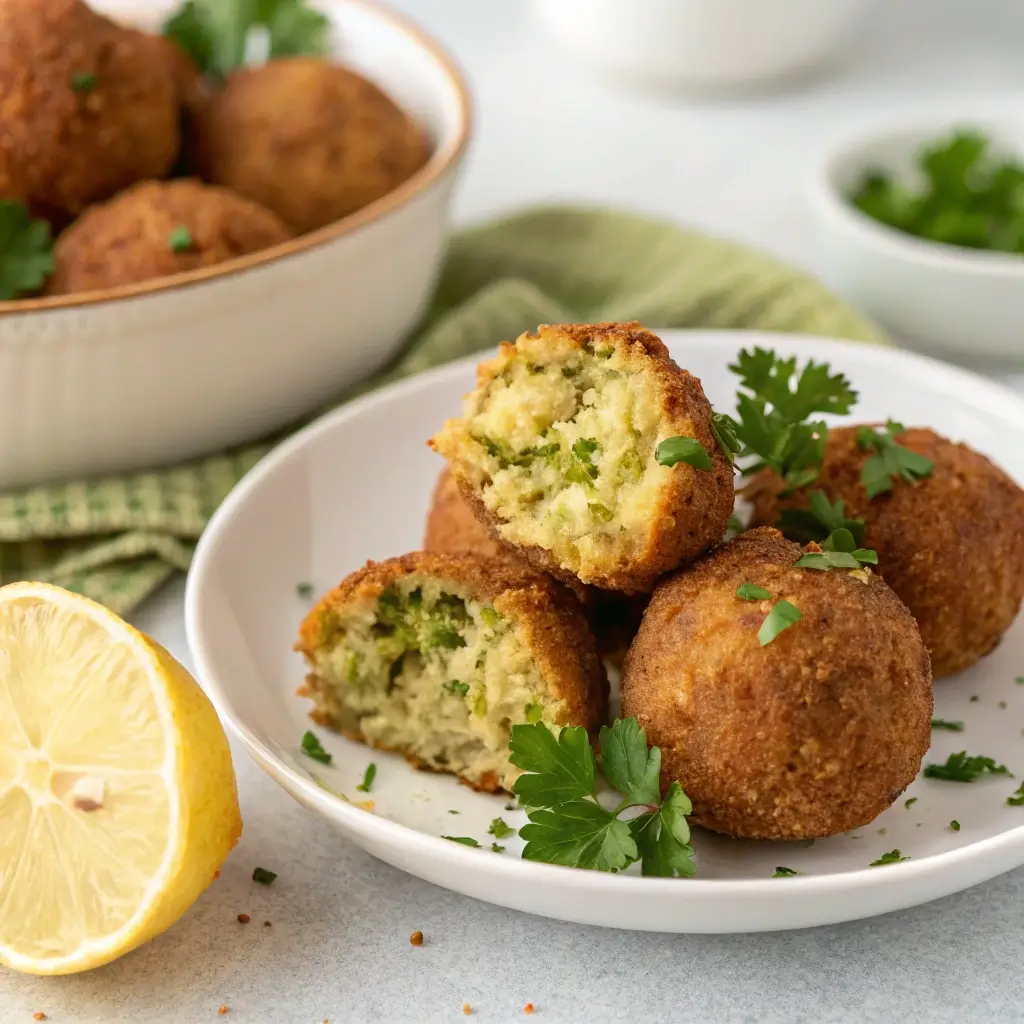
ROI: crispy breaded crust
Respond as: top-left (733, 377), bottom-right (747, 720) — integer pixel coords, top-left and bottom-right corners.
top-left (621, 527), bottom-right (933, 840)
top-left (430, 322), bottom-right (735, 593)
top-left (296, 551), bottom-right (608, 785)
top-left (746, 425), bottom-right (1024, 679)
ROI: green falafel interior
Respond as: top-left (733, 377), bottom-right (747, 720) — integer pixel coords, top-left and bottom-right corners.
top-left (299, 574), bottom-right (563, 793)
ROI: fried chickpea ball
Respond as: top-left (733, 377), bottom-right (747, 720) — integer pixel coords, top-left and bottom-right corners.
top-left (423, 467), bottom-right (649, 661)
top-left (430, 322), bottom-right (735, 594)
top-left (621, 528), bottom-right (933, 840)
top-left (0, 0), bottom-right (179, 221)
top-left (192, 57), bottom-right (431, 234)
top-left (46, 179), bottom-right (292, 295)
top-left (746, 426), bottom-right (1024, 679)
top-left (296, 552), bottom-right (608, 793)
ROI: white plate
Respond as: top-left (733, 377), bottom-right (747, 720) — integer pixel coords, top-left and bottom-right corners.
top-left (185, 329), bottom-right (1024, 934)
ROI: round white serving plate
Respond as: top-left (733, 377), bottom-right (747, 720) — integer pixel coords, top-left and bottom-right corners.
top-left (185, 329), bottom-right (1024, 934)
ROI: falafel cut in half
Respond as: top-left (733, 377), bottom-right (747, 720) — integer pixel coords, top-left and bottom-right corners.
top-left (296, 552), bottom-right (608, 793)
top-left (621, 527), bottom-right (933, 841)
top-left (429, 322), bottom-right (735, 593)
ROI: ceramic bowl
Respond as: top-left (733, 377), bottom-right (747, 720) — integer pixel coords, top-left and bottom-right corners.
top-left (809, 115), bottom-right (1024, 365)
top-left (0, 0), bottom-right (471, 489)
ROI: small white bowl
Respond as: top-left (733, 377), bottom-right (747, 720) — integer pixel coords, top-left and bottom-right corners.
top-left (0, 0), bottom-right (471, 489)
top-left (809, 116), bottom-right (1024, 364)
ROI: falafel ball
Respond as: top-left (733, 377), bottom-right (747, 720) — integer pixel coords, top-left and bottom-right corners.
top-left (296, 552), bottom-right (608, 794)
top-left (746, 425), bottom-right (1024, 679)
top-left (46, 179), bottom-right (292, 294)
top-left (429, 322), bottom-right (735, 594)
top-left (621, 527), bottom-right (933, 840)
top-left (424, 466), bottom-right (649, 660)
top-left (192, 57), bottom-right (430, 234)
top-left (0, 0), bottom-right (180, 221)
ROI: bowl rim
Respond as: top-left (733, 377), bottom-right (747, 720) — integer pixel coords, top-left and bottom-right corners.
top-left (0, 0), bottom-right (472, 318)
top-left (808, 114), bottom-right (1024, 280)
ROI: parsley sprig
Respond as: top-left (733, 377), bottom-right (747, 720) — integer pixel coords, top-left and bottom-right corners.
top-left (857, 421), bottom-right (934, 498)
top-left (777, 490), bottom-right (865, 546)
top-left (509, 719), bottom-right (696, 877)
top-left (870, 849), bottom-right (909, 867)
top-left (0, 200), bottom-right (54, 300)
top-left (923, 751), bottom-right (1012, 782)
top-left (794, 528), bottom-right (878, 572)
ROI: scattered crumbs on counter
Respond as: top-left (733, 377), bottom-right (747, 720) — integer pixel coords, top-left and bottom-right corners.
top-left (524, 1004), bottom-right (535, 1015)
top-left (355, 800), bottom-right (375, 812)
top-left (218, 1007), bottom-right (229, 1017)
top-left (32, 1014), bottom-right (47, 1022)
top-left (214, 869), bottom-right (221, 880)
top-left (263, 920), bottom-right (272, 928)
top-left (463, 1004), bottom-right (473, 1016)
top-left (237, 913), bottom-right (250, 924)
top-left (850, 835), bottom-right (863, 840)
top-left (410, 930), bottom-right (424, 947)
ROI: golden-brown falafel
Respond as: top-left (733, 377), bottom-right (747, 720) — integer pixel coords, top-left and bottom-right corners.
top-left (423, 466), bottom-right (649, 661)
top-left (429, 322), bottom-right (735, 594)
top-left (621, 527), bottom-right (933, 840)
top-left (0, 0), bottom-right (180, 222)
top-left (46, 178), bottom-right (292, 294)
top-left (296, 551), bottom-right (608, 794)
top-left (192, 57), bottom-right (430, 234)
top-left (746, 425), bottom-right (1024, 679)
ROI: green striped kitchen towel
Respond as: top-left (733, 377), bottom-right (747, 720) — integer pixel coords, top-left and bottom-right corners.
top-left (0, 206), bottom-right (885, 614)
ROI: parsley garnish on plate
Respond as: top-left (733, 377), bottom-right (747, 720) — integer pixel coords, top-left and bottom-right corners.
top-left (252, 867), bottom-right (277, 885)
top-left (71, 71), bottom-right (97, 93)
top-left (443, 836), bottom-right (480, 847)
top-left (757, 599), bottom-right (803, 646)
top-left (923, 751), bottom-right (1012, 782)
top-left (904, 797), bottom-right (917, 809)
top-left (488, 817), bottom-right (514, 840)
top-left (490, 843), bottom-right (506, 853)
top-left (509, 719), bottom-right (696, 877)
top-left (300, 730), bottom-right (332, 765)
top-left (870, 849), bottom-right (909, 867)
top-left (773, 866), bottom-right (798, 877)
top-left (656, 436), bottom-right (713, 471)
top-left (0, 200), bottom-right (54, 300)
top-left (794, 528), bottom-right (877, 572)
top-left (1007, 783), bottom-right (1024, 807)
top-left (1015, 676), bottom-right (1024, 685)
top-left (931, 719), bottom-right (965, 732)
top-left (777, 490), bottom-right (866, 546)
top-left (169, 225), bottom-right (193, 253)
top-left (856, 421), bottom-right (934, 498)
top-left (949, 820), bottom-right (961, 832)
top-left (296, 581), bottom-right (314, 599)
top-left (736, 583), bottom-right (771, 601)
top-left (356, 763), bottom-right (376, 793)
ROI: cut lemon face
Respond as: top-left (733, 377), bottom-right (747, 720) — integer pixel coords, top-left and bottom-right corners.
top-left (0, 582), bottom-right (241, 975)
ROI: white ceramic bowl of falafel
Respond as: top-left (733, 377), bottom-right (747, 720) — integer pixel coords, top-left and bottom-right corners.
top-left (186, 322), bottom-right (1024, 933)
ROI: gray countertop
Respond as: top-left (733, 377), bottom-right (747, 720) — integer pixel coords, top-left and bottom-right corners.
top-left (6, 0), bottom-right (1024, 1020)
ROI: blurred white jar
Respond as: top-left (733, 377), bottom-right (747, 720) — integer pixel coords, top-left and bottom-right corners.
top-left (532, 0), bottom-right (873, 93)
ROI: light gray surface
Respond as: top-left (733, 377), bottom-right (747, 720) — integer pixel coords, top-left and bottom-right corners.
top-left (6, 0), bottom-right (1024, 1020)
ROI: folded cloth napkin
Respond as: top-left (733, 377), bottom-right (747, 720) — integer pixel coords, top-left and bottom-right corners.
top-left (0, 206), bottom-right (885, 615)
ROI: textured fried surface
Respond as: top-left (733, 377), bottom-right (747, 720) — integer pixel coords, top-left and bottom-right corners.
top-left (430, 322), bottom-right (734, 593)
top-left (621, 527), bottom-right (933, 840)
top-left (296, 552), bottom-right (608, 791)
top-left (0, 0), bottom-right (179, 222)
top-left (747, 425), bottom-right (1024, 678)
top-left (192, 57), bottom-right (430, 234)
top-left (47, 179), bottom-right (292, 294)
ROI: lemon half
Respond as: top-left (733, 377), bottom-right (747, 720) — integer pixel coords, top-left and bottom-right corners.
top-left (0, 582), bottom-right (241, 975)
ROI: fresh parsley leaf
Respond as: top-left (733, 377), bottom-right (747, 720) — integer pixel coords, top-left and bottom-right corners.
top-left (443, 680), bottom-right (470, 698)
top-left (710, 412), bottom-right (742, 465)
top-left (169, 225), bottom-right (193, 253)
top-left (656, 436), bottom-right (713, 470)
top-left (949, 820), bottom-right (961, 831)
top-left (870, 849), bottom-right (909, 867)
top-left (490, 842), bottom-right (506, 853)
top-left (773, 866), bottom-right (799, 877)
top-left (777, 490), bottom-right (866, 545)
top-left (857, 421), bottom-right (934, 498)
top-left (356, 763), bottom-right (376, 793)
top-left (597, 718), bottom-right (661, 806)
top-left (295, 581), bottom-right (314, 599)
top-left (263, 0), bottom-right (330, 58)
top-left (1007, 783), bottom-right (1024, 807)
top-left (488, 817), bottom-right (515, 839)
top-left (71, 71), bottom-right (97, 93)
top-left (1015, 676), bottom-right (1024, 685)
top-left (0, 201), bottom-right (54, 300)
top-left (730, 349), bottom-right (857, 422)
top-left (923, 751), bottom-right (1012, 782)
top-left (443, 836), bottom-right (481, 847)
top-left (520, 800), bottom-right (636, 872)
top-left (252, 867), bottom-right (277, 885)
top-left (904, 797), bottom-right (917, 809)
top-left (736, 583), bottom-right (771, 601)
top-left (163, 1), bottom-right (216, 72)
top-left (300, 730), bottom-right (331, 765)
top-left (629, 782), bottom-right (697, 878)
top-left (931, 719), bottom-right (965, 732)
top-left (758, 600), bottom-right (803, 646)
top-left (510, 724), bottom-right (595, 808)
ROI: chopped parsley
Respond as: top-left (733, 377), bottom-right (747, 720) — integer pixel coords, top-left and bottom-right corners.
top-left (870, 849), bottom-right (909, 867)
top-left (490, 842), bottom-right (506, 853)
top-left (1007, 783), bottom-right (1024, 807)
top-left (904, 797), bottom-right (917, 809)
top-left (655, 436), bottom-right (713, 471)
top-left (71, 71), bottom-right (97, 93)
top-left (758, 600), bottom-right (803, 646)
top-left (726, 514), bottom-right (745, 538)
top-left (772, 866), bottom-right (798, 877)
top-left (300, 730), bottom-right (331, 765)
top-left (356, 763), bottom-right (376, 793)
top-left (168, 225), bottom-right (193, 253)
top-left (0, 200), bottom-right (54, 300)
top-left (736, 583), bottom-right (771, 601)
top-left (488, 818), bottom-right (515, 839)
top-left (923, 751), bottom-right (1012, 782)
top-left (447, 809), bottom-right (459, 815)
top-left (777, 490), bottom-right (866, 545)
top-left (443, 680), bottom-right (470, 698)
top-left (295, 581), bottom-right (314, 599)
top-left (931, 719), bottom-right (964, 732)
top-left (969, 695), bottom-right (980, 703)
top-left (794, 526), bottom-right (877, 572)
top-left (1016, 676), bottom-right (1024, 685)
top-left (252, 867), bottom-right (277, 885)
top-left (949, 820), bottom-right (961, 832)
top-left (856, 421), bottom-right (934, 498)
top-left (442, 836), bottom-right (480, 847)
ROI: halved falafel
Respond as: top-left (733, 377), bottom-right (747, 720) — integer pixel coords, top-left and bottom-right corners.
top-left (429, 322), bottom-right (735, 594)
top-left (46, 179), bottom-right (292, 294)
top-left (621, 527), bottom-right (933, 840)
top-left (0, 0), bottom-right (179, 221)
top-left (192, 57), bottom-right (430, 234)
top-left (296, 552), bottom-right (608, 794)
top-left (746, 425), bottom-right (1024, 679)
